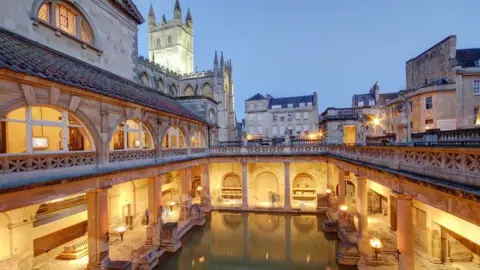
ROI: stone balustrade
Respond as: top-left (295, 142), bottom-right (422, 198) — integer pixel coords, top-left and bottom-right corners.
top-left (0, 152), bottom-right (96, 174)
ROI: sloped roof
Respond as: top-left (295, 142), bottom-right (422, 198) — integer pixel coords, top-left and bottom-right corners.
top-left (268, 94), bottom-right (315, 109)
top-left (113, 0), bottom-right (145, 24)
top-left (246, 93), bottom-right (266, 101)
top-left (455, 48), bottom-right (480, 68)
top-left (0, 28), bottom-right (204, 123)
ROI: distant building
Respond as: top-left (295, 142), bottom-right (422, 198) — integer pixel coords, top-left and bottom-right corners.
top-left (244, 93), bottom-right (319, 140)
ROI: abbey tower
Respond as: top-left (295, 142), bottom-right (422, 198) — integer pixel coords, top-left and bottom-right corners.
top-left (148, 0), bottom-right (193, 74)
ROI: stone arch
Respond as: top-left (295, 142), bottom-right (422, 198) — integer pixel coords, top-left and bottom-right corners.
top-left (184, 85), bottom-right (194, 96)
top-left (292, 173), bottom-right (315, 189)
top-left (292, 215), bottom-right (315, 233)
top-left (157, 78), bottom-right (164, 92)
top-left (346, 180), bottom-right (355, 200)
top-left (107, 118), bottom-right (156, 151)
top-left (191, 129), bottom-right (207, 148)
top-left (169, 84), bottom-right (177, 97)
top-left (222, 173), bottom-right (241, 188)
top-left (221, 214), bottom-right (242, 230)
top-left (0, 102), bottom-right (99, 153)
top-left (253, 214), bottom-right (280, 233)
top-left (31, 0), bottom-right (101, 48)
top-left (202, 83), bottom-right (213, 98)
top-left (140, 72), bottom-right (151, 87)
top-left (253, 172), bottom-right (280, 206)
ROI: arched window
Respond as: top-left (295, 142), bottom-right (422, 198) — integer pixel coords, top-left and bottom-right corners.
top-left (191, 131), bottom-right (205, 148)
top-left (169, 84), bottom-right (177, 97)
top-left (184, 85), bottom-right (194, 96)
top-left (37, 1), bottom-right (94, 45)
top-left (0, 106), bottom-right (93, 154)
top-left (202, 83), bottom-right (213, 99)
top-left (140, 73), bottom-right (150, 87)
top-left (109, 120), bottom-right (153, 150)
top-left (157, 79), bottom-right (164, 92)
top-left (162, 126), bottom-right (185, 149)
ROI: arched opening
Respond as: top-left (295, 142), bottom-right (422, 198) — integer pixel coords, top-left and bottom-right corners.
top-left (221, 214), bottom-right (242, 230)
top-left (253, 214), bottom-right (280, 233)
top-left (140, 73), bottom-right (150, 87)
top-left (184, 85), bottom-right (194, 96)
top-left (157, 78), bottom-right (164, 92)
top-left (292, 216), bottom-right (315, 233)
top-left (162, 126), bottom-right (186, 149)
top-left (0, 106), bottom-right (93, 153)
top-left (36, 0), bottom-right (94, 45)
top-left (220, 173), bottom-right (241, 205)
top-left (191, 176), bottom-right (201, 203)
top-left (191, 130), bottom-right (206, 148)
top-left (346, 180), bottom-right (355, 201)
top-left (253, 172), bottom-right (280, 208)
top-left (292, 173), bottom-right (316, 209)
top-left (202, 83), bottom-right (213, 98)
top-left (109, 119), bottom-right (153, 150)
top-left (169, 84), bottom-right (177, 97)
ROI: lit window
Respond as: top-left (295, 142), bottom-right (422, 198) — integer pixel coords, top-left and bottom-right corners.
top-left (37, 1), bottom-right (94, 45)
top-left (162, 126), bottom-right (185, 149)
top-left (426, 96), bottom-right (433, 110)
top-left (473, 80), bottom-right (480, 95)
top-left (358, 101), bottom-right (364, 107)
top-left (38, 3), bottom-right (49, 22)
top-left (0, 106), bottom-right (93, 154)
top-left (110, 120), bottom-right (153, 150)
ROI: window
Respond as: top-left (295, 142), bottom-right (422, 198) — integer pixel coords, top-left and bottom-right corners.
top-left (303, 112), bottom-right (309, 118)
top-left (249, 104), bottom-right (254, 110)
top-left (37, 1), bottom-right (94, 45)
top-left (272, 105), bottom-right (282, 109)
top-left (425, 119), bottom-right (434, 125)
top-left (295, 126), bottom-right (301, 135)
top-left (279, 126), bottom-right (285, 136)
top-left (287, 104), bottom-right (293, 108)
top-left (358, 101), bottom-right (364, 107)
top-left (0, 106), bottom-right (93, 154)
top-left (409, 101), bottom-right (413, 113)
top-left (110, 120), bottom-right (153, 150)
top-left (473, 80), bottom-right (480, 95)
top-left (475, 107), bottom-right (480, 125)
top-left (368, 100), bottom-right (375, 106)
top-left (273, 126), bottom-right (278, 136)
top-left (162, 126), bottom-right (185, 149)
top-left (426, 96), bottom-right (433, 110)
top-left (280, 116), bottom-right (285, 122)
top-left (304, 119), bottom-right (308, 124)
top-left (299, 102), bottom-right (305, 107)
top-left (257, 126), bottom-right (263, 135)
top-left (288, 128), bottom-right (293, 136)
top-left (307, 102), bottom-right (313, 106)
top-left (273, 115), bottom-right (277, 122)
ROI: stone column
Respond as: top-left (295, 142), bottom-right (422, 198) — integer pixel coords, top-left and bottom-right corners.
top-left (337, 167), bottom-right (346, 205)
top-left (356, 175), bottom-right (368, 237)
top-left (390, 195), bottom-right (397, 231)
top-left (241, 162), bottom-right (248, 209)
top-left (284, 162), bottom-right (291, 210)
top-left (201, 163), bottom-right (211, 210)
top-left (87, 188), bottom-right (111, 269)
top-left (396, 193), bottom-right (414, 270)
top-left (427, 221), bottom-right (442, 264)
top-left (180, 168), bottom-right (191, 221)
top-left (148, 174), bottom-right (163, 246)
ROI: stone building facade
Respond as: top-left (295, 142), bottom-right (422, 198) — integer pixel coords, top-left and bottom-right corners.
top-left (244, 93), bottom-right (319, 140)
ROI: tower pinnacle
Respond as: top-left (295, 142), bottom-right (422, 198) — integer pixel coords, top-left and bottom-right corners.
top-left (148, 4), bottom-right (156, 26)
top-left (174, 0), bottom-right (182, 20)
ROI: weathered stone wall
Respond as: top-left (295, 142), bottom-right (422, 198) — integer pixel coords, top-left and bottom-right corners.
top-left (0, 0), bottom-right (139, 80)
top-left (247, 163), bottom-right (285, 207)
top-left (406, 36), bottom-right (456, 90)
top-left (456, 73), bottom-right (480, 128)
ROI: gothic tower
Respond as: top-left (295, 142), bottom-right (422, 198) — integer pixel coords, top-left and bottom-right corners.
top-left (148, 0), bottom-right (194, 74)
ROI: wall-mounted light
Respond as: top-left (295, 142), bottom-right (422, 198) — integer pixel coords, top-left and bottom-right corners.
top-left (196, 186), bottom-right (204, 191)
top-left (168, 201), bottom-right (176, 212)
top-left (325, 188), bottom-right (332, 194)
top-left (32, 137), bottom-right (49, 150)
top-left (339, 204), bottom-right (348, 218)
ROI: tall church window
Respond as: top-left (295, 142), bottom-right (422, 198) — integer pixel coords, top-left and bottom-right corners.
top-left (168, 36), bottom-right (172, 44)
top-left (184, 86), bottom-right (194, 96)
top-left (202, 83), bottom-right (213, 98)
top-left (37, 1), bottom-right (94, 45)
top-left (140, 73), bottom-right (150, 86)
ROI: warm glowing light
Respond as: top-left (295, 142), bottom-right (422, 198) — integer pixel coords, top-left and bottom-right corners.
top-left (134, 139), bottom-right (140, 147)
top-left (325, 188), bottom-right (332, 194)
top-left (199, 256), bottom-right (205, 263)
top-left (265, 252), bottom-right (269, 260)
top-left (306, 254), bottom-right (310, 263)
top-left (247, 134), bottom-right (253, 140)
top-left (115, 226), bottom-right (127, 233)
top-left (196, 186), bottom-right (204, 191)
top-left (369, 237), bottom-right (382, 249)
top-left (373, 117), bottom-right (380, 126)
top-left (309, 134), bottom-right (317, 140)
top-left (319, 131), bottom-right (324, 137)
top-left (168, 201), bottom-right (176, 211)
top-left (339, 204), bottom-right (348, 212)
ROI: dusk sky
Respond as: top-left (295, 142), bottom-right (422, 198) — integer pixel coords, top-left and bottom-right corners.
top-left (135, 0), bottom-right (480, 119)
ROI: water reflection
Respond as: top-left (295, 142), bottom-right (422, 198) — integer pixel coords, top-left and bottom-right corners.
top-left (158, 212), bottom-right (354, 270)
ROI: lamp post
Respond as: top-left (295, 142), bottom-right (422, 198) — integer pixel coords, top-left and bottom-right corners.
top-left (168, 201), bottom-right (176, 212)
top-left (339, 204), bottom-right (348, 218)
top-left (369, 237), bottom-right (382, 260)
top-left (398, 90), bottom-right (411, 143)
top-left (116, 226), bottom-right (127, 241)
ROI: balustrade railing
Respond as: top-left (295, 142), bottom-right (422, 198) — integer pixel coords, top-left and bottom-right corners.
top-left (109, 149), bottom-right (156, 163)
top-left (411, 128), bottom-right (480, 147)
top-left (216, 141), bottom-right (242, 147)
top-left (0, 152), bottom-right (96, 174)
top-left (162, 148), bottom-right (187, 157)
top-left (191, 148), bottom-right (207, 154)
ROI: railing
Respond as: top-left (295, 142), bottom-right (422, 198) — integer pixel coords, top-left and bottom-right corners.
top-left (109, 149), bottom-right (156, 163)
top-left (216, 141), bottom-right (242, 147)
top-left (0, 152), bottom-right (96, 174)
top-left (162, 148), bottom-right (187, 157)
top-left (411, 127), bottom-right (480, 147)
top-left (191, 148), bottom-right (207, 154)
top-left (291, 139), bottom-right (324, 146)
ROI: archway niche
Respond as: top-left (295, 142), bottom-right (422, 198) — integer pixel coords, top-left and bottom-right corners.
top-left (162, 126), bottom-right (186, 149)
top-left (220, 173), bottom-right (242, 205)
top-left (291, 173), bottom-right (316, 209)
top-left (253, 172), bottom-right (280, 208)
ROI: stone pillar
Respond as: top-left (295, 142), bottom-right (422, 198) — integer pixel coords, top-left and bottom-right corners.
top-left (284, 162), bottom-right (291, 210)
top-left (180, 168), bottom-right (191, 221)
top-left (390, 195), bottom-right (397, 231)
top-left (148, 174), bottom-right (163, 246)
top-left (201, 163), bottom-right (211, 210)
top-left (241, 162), bottom-right (248, 209)
top-left (427, 221), bottom-right (442, 264)
top-left (87, 188), bottom-right (111, 269)
top-left (337, 167), bottom-right (346, 205)
top-left (356, 175), bottom-right (368, 237)
top-left (396, 193), bottom-right (414, 270)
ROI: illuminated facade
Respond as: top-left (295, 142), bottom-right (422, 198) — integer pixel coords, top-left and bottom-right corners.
top-left (0, 1), bottom-right (479, 270)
